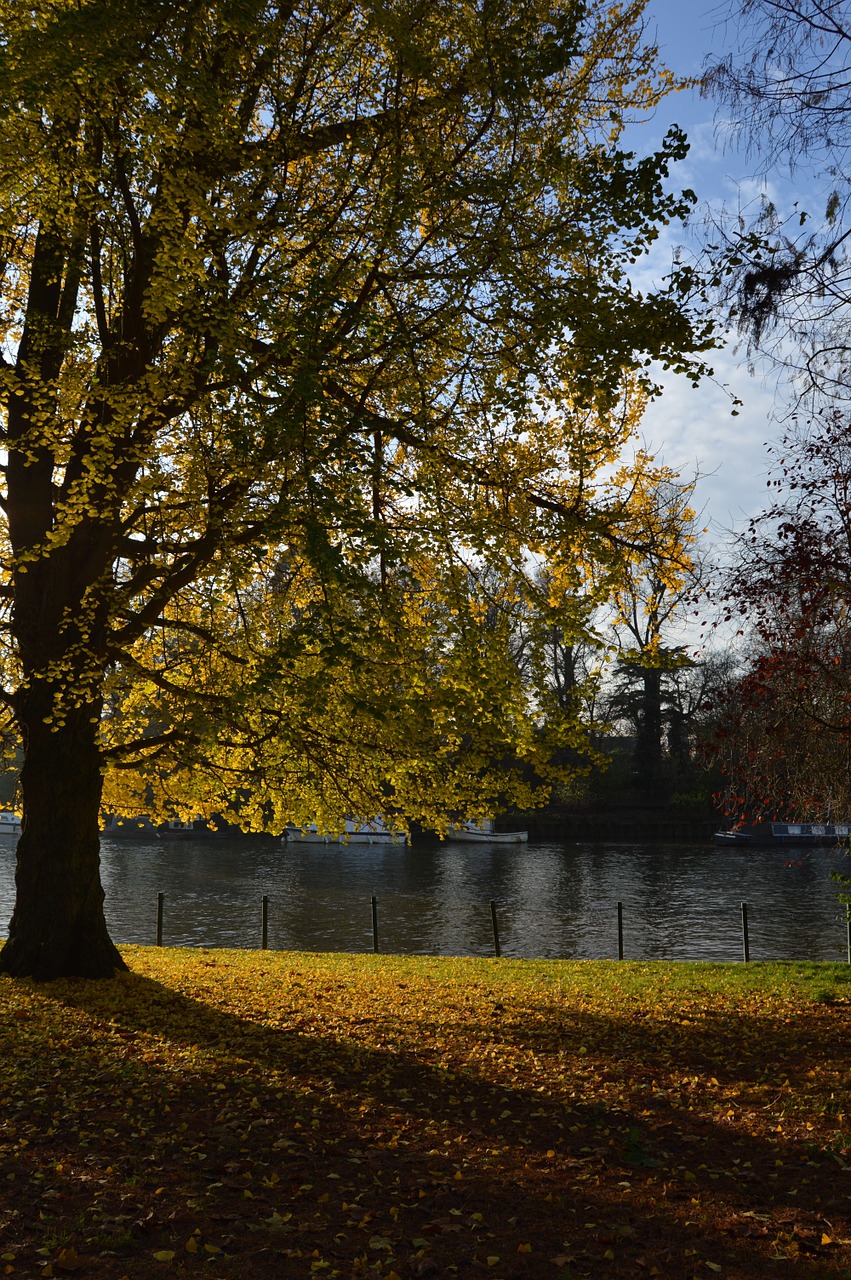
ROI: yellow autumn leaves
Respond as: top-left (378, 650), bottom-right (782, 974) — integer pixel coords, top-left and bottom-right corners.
top-left (0, 0), bottom-right (715, 894)
top-left (1, 949), bottom-right (849, 1277)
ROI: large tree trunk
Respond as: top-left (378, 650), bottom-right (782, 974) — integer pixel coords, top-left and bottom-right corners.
top-left (0, 690), bottom-right (126, 980)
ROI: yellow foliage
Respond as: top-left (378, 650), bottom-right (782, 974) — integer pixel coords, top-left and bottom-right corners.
top-left (0, 0), bottom-right (710, 837)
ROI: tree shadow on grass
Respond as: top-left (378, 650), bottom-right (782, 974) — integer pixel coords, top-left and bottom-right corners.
top-left (2, 964), bottom-right (849, 1280)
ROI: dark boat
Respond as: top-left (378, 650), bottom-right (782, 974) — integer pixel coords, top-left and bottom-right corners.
top-left (713, 821), bottom-right (850, 847)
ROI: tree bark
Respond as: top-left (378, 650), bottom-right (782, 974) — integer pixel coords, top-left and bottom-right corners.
top-left (0, 689), bottom-right (126, 980)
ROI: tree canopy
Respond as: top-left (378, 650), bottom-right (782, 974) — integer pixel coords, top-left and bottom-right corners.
top-left (0, 0), bottom-right (712, 977)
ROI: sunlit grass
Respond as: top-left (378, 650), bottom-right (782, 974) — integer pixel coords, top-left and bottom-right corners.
top-left (1, 949), bottom-right (849, 1278)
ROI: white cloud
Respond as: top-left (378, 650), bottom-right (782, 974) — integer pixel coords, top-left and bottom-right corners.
top-left (642, 344), bottom-right (779, 537)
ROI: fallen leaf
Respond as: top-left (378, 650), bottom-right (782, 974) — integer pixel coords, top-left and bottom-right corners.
top-left (55, 1250), bottom-right (87, 1274)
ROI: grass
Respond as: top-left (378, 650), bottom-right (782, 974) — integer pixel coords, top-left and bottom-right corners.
top-left (1, 949), bottom-right (850, 1279)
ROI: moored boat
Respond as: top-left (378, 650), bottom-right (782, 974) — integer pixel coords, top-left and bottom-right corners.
top-left (447, 819), bottom-right (528, 844)
top-left (102, 814), bottom-right (158, 837)
top-left (713, 828), bottom-right (755, 846)
top-left (283, 817), bottom-right (405, 846)
top-left (103, 814), bottom-right (239, 839)
top-left (0, 810), bottom-right (21, 836)
top-left (159, 819), bottom-right (197, 840)
top-left (713, 821), bottom-right (850, 847)
top-left (157, 817), bottom-right (240, 839)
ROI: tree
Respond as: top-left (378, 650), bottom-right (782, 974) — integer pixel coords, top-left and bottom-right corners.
top-left (531, 564), bottom-right (606, 739)
top-left (711, 409), bottom-right (851, 823)
top-left (705, 0), bottom-right (851, 400)
top-left (0, 0), bottom-right (712, 978)
top-left (604, 472), bottom-right (701, 796)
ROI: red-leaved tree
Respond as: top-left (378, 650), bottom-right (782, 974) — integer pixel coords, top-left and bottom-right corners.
top-left (712, 410), bottom-right (851, 825)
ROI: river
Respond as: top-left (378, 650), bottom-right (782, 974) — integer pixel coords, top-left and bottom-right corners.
top-left (0, 834), bottom-right (848, 962)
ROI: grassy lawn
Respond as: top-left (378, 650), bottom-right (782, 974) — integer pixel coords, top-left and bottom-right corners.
top-left (1, 950), bottom-right (849, 1279)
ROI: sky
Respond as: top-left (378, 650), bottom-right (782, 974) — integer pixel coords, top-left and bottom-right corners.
top-left (623, 0), bottom-right (808, 541)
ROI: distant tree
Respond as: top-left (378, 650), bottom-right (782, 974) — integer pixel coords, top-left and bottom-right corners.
top-left (664, 651), bottom-right (732, 773)
top-left (604, 473), bottom-right (702, 796)
top-left (533, 577), bottom-right (604, 732)
top-left (0, 0), bottom-right (712, 978)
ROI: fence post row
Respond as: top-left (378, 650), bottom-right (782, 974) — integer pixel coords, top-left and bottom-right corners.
top-left (145, 892), bottom-right (849, 963)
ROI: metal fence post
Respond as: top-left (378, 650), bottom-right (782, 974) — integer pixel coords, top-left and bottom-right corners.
top-left (156, 892), bottom-right (164, 947)
top-left (741, 901), bottom-right (750, 962)
top-left (490, 899), bottom-right (501, 957)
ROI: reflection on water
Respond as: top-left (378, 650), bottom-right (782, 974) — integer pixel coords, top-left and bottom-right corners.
top-left (0, 834), bottom-right (849, 961)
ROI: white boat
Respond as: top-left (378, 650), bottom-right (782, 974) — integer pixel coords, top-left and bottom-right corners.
top-left (283, 817), bottom-right (405, 846)
top-left (448, 819), bottom-right (528, 844)
top-left (0, 811), bottom-right (21, 836)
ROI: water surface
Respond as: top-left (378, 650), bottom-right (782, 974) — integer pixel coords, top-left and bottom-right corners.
top-left (0, 834), bottom-right (847, 961)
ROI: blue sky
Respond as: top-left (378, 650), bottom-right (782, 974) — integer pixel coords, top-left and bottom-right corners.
top-left (621, 0), bottom-right (808, 541)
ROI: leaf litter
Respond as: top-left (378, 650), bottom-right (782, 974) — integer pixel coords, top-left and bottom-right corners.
top-left (0, 950), bottom-right (849, 1278)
